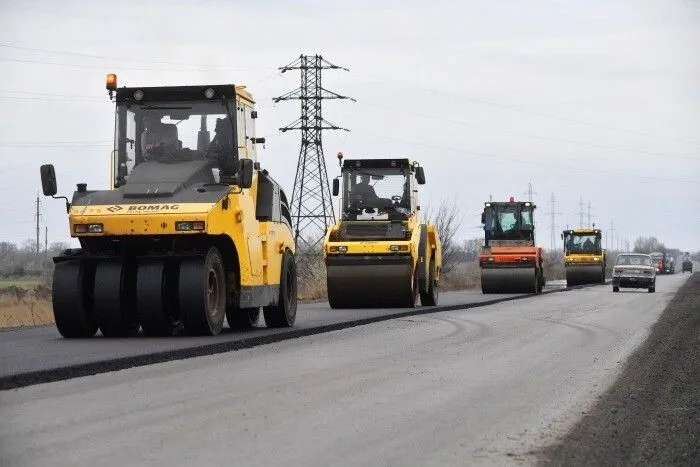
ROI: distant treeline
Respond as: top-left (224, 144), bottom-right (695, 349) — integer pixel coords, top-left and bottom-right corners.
top-left (0, 240), bottom-right (69, 278)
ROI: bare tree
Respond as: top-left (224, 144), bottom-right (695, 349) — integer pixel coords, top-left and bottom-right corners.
top-left (633, 236), bottom-right (666, 253)
top-left (423, 197), bottom-right (465, 273)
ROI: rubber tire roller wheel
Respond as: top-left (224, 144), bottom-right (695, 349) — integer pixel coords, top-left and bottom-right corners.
top-left (419, 258), bottom-right (439, 306)
top-left (227, 307), bottom-right (260, 330)
top-left (263, 250), bottom-right (297, 328)
top-left (612, 286), bottom-right (620, 292)
top-left (136, 260), bottom-right (172, 337)
top-left (52, 260), bottom-right (98, 338)
top-left (180, 247), bottom-right (227, 336)
top-left (94, 261), bottom-right (137, 337)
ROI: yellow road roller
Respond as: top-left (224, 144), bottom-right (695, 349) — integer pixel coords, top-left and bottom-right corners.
top-left (39, 73), bottom-right (297, 337)
top-left (323, 156), bottom-right (442, 308)
top-left (562, 228), bottom-right (606, 287)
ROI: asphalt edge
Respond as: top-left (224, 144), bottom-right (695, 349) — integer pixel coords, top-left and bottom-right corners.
top-left (0, 281), bottom-right (602, 390)
top-left (535, 272), bottom-right (699, 465)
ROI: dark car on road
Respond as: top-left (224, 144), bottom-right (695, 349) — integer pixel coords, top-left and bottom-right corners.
top-left (682, 254), bottom-right (693, 273)
top-left (612, 253), bottom-right (656, 293)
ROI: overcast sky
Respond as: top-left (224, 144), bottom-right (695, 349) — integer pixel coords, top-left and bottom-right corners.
top-left (0, 0), bottom-right (698, 251)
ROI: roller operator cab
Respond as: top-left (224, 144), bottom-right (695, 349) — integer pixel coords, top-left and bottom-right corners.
top-left (562, 228), bottom-right (606, 287)
top-left (323, 156), bottom-right (442, 308)
top-left (479, 198), bottom-right (546, 294)
top-left (40, 73), bottom-right (297, 338)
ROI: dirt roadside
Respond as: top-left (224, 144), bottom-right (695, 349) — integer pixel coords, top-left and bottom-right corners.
top-left (538, 273), bottom-right (700, 466)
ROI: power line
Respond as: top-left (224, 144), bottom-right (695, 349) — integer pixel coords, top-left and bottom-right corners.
top-left (358, 72), bottom-right (700, 147)
top-left (0, 141), bottom-right (111, 146)
top-left (0, 42), bottom-right (277, 71)
top-left (362, 101), bottom-right (698, 161)
top-left (0, 56), bottom-right (271, 73)
top-left (361, 130), bottom-right (700, 185)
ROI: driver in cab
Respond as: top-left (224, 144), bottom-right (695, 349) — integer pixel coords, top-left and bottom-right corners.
top-left (350, 174), bottom-right (379, 206)
top-left (141, 115), bottom-right (179, 161)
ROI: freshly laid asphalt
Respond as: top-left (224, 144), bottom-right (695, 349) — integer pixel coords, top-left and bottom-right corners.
top-left (0, 275), bottom-right (690, 466)
top-left (0, 282), bottom-right (573, 389)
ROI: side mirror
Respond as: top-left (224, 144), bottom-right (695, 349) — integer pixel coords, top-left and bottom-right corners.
top-left (480, 213), bottom-right (485, 224)
top-left (415, 166), bottom-right (426, 185)
top-left (332, 178), bottom-right (339, 196)
top-left (40, 164), bottom-right (58, 196)
top-left (560, 233), bottom-right (564, 240)
top-left (238, 158), bottom-right (254, 189)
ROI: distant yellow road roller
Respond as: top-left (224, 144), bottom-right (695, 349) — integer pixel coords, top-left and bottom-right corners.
top-left (40, 73), bottom-right (297, 338)
top-left (562, 227), bottom-right (606, 287)
top-left (323, 156), bottom-right (442, 308)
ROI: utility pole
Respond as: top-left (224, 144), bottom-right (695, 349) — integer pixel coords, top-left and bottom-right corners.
top-left (44, 226), bottom-right (48, 260)
top-left (273, 54), bottom-right (355, 251)
top-left (34, 195), bottom-right (41, 267)
top-left (545, 193), bottom-right (562, 251)
top-left (523, 182), bottom-right (538, 203)
top-left (608, 220), bottom-right (615, 250)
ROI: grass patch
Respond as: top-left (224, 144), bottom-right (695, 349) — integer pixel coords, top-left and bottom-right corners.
top-left (0, 293), bottom-right (53, 329)
top-left (0, 278), bottom-right (40, 289)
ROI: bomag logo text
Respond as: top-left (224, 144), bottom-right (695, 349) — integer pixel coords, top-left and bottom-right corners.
top-left (128, 205), bottom-right (180, 211)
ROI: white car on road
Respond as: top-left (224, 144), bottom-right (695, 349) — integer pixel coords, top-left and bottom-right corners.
top-left (612, 253), bottom-right (656, 293)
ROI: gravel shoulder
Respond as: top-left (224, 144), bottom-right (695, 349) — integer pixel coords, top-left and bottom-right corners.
top-left (538, 272), bottom-right (700, 466)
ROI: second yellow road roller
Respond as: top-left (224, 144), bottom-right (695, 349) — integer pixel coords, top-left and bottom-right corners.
top-left (562, 227), bottom-right (606, 286)
top-left (323, 156), bottom-right (442, 308)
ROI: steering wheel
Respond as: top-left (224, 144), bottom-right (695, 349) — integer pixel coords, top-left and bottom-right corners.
top-left (391, 195), bottom-right (402, 204)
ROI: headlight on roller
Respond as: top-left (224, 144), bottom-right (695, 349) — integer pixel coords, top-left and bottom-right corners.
top-left (74, 223), bottom-right (103, 234)
top-left (175, 221), bottom-right (205, 231)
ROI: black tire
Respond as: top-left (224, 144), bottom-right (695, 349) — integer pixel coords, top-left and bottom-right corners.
top-left (52, 260), bottom-right (98, 338)
top-left (407, 270), bottom-right (419, 308)
top-left (328, 295), bottom-right (346, 309)
top-left (227, 307), bottom-right (260, 330)
top-left (137, 260), bottom-right (172, 337)
top-left (137, 260), bottom-right (181, 336)
top-left (94, 261), bottom-right (138, 337)
top-left (180, 248), bottom-right (227, 336)
top-left (419, 257), bottom-right (439, 306)
top-left (263, 250), bottom-right (297, 327)
top-left (613, 286), bottom-right (620, 292)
